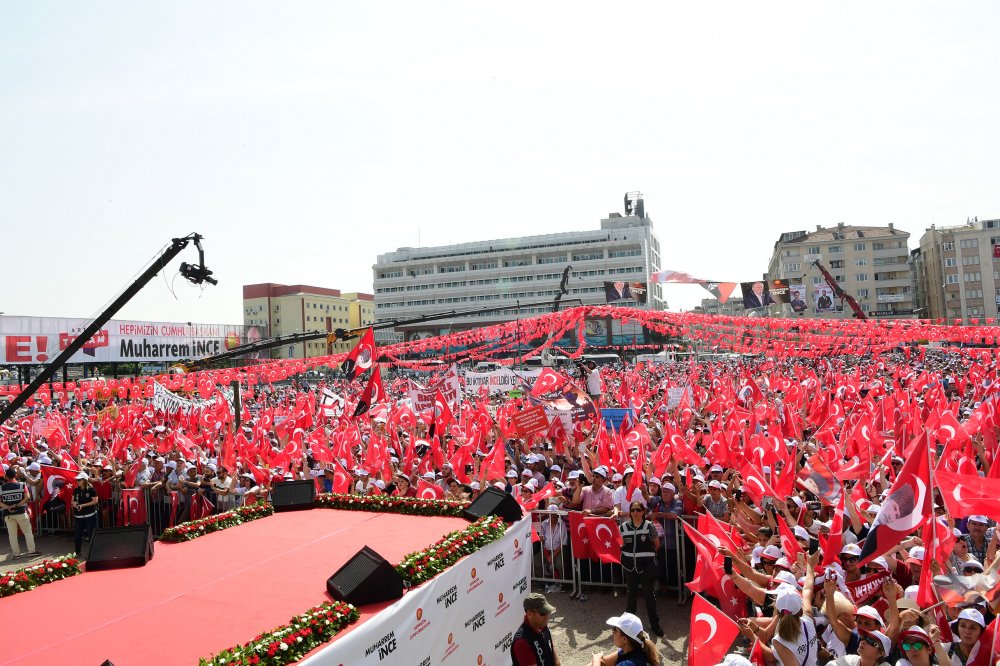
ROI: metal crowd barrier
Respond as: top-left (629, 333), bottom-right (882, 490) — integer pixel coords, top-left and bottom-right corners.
top-left (5, 487), bottom-right (261, 547)
top-left (528, 509), bottom-right (692, 605)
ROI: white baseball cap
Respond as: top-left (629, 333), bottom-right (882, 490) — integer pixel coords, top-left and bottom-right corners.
top-left (606, 612), bottom-right (644, 641)
top-left (860, 629), bottom-right (891, 655)
top-left (593, 465), bottom-right (609, 478)
top-left (775, 590), bottom-right (802, 614)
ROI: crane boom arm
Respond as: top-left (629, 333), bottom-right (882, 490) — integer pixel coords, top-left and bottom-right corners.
top-left (809, 259), bottom-right (867, 319)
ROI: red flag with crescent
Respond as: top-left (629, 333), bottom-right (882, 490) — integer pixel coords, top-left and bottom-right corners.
top-left (40, 465), bottom-right (78, 505)
top-left (122, 488), bottom-right (146, 526)
top-left (341, 328), bottom-right (375, 381)
top-left (416, 478), bottom-right (444, 500)
top-left (936, 470), bottom-right (1000, 519)
top-left (688, 593), bottom-right (740, 666)
top-left (583, 516), bottom-right (622, 564)
top-left (352, 367), bottom-right (383, 418)
top-left (567, 511), bottom-right (593, 560)
top-left (859, 434), bottom-right (932, 566)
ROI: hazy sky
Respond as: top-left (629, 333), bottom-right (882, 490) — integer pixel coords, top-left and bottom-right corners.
top-left (2, 2), bottom-right (997, 325)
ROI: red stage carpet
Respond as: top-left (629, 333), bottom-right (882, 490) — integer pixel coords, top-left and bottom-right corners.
top-left (3, 510), bottom-right (468, 666)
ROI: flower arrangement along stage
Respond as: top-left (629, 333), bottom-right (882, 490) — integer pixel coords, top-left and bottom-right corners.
top-left (0, 555), bottom-right (83, 598)
top-left (313, 492), bottom-right (469, 517)
top-left (395, 515), bottom-right (507, 587)
top-left (201, 515), bottom-right (511, 664)
top-left (198, 600), bottom-right (360, 666)
top-left (159, 501), bottom-right (274, 543)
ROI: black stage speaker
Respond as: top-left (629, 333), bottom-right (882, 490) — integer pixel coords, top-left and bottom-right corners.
top-left (462, 486), bottom-right (523, 523)
top-left (272, 479), bottom-right (315, 512)
top-left (326, 546), bottom-right (404, 606)
top-left (86, 525), bottom-right (153, 571)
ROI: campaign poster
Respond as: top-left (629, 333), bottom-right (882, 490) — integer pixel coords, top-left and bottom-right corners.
top-left (768, 279), bottom-right (792, 305)
top-left (740, 280), bottom-right (775, 309)
top-left (789, 284), bottom-right (808, 313)
top-left (604, 281), bottom-right (647, 304)
top-left (813, 284), bottom-right (836, 312)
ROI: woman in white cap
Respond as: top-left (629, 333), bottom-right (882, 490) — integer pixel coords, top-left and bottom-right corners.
top-left (948, 608), bottom-right (986, 665)
top-left (829, 627), bottom-right (893, 666)
top-left (591, 612), bottom-right (661, 666)
top-left (771, 581), bottom-right (818, 666)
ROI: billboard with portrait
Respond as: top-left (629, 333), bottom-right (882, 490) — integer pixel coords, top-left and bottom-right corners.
top-left (740, 280), bottom-right (775, 309)
top-left (813, 284), bottom-right (837, 312)
top-left (789, 283), bottom-right (808, 313)
top-left (604, 281), bottom-right (648, 304)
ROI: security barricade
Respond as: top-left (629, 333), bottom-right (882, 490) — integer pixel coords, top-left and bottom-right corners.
top-left (527, 510), bottom-right (691, 604)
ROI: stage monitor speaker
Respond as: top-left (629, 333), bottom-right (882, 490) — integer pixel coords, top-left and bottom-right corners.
top-left (86, 525), bottom-right (153, 571)
top-left (326, 546), bottom-right (404, 606)
top-left (272, 479), bottom-right (315, 512)
top-left (462, 486), bottom-right (522, 523)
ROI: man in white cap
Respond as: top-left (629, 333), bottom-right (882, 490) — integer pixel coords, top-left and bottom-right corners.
top-left (963, 515), bottom-right (994, 564)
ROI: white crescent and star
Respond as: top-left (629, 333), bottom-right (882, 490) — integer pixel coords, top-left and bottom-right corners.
top-left (694, 612), bottom-right (719, 643)
top-left (577, 523), bottom-right (590, 545)
top-left (939, 425), bottom-right (956, 441)
top-left (594, 523), bottom-right (615, 548)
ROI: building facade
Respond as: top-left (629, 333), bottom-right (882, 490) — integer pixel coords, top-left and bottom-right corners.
top-left (917, 219), bottom-right (1000, 320)
top-left (242, 284), bottom-right (375, 359)
top-left (371, 209), bottom-right (664, 343)
top-left (766, 223), bottom-right (915, 319)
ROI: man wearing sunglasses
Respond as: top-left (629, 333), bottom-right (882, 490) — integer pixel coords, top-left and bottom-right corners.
top-left (512, 593), bottom-right (560, 666)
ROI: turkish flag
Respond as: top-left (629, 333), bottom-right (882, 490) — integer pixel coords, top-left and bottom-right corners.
top-left (682, 521), bottom-right (722, 595)
top-left (40, 465), bottom-right (78, 505)
top-left (417, 478), bottom-right (444, 500)
top-left (820, 492), bottom-right (845, 567)
top-left (433, 389), bottom-right (455, 432)
top-left (479, 441), bottom-right (507, 485)
top-left (776, 516), bottom-right (804, 562)
top-left (122, 488), bottom-right (147, 526)
top-left (352, 367), bottom-right (383, 418)
top-left (688, 593), bottom-right (740, 666)
top-left (739, 462), bottom-right (781, 507)
top-left (859, 434), bottom-right (932, 566)
top-left (583, 516), bottom-right (622, 564)
top-left (124, 459), bottom-right (143, 488)
top-left (519, 481), bottom-right (557, 512)
top-left (341, 328), bottom-right (375, 381)
top-left (567, 511), bottom-right (593, 560)
top-left (936, 470), bottom-right (1000, 519)
top-left (797, 454), bottom-right (843, 505)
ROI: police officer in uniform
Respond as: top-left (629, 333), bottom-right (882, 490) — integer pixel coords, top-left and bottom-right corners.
top-left (1, 466), bottom-right (40, 559)
top-left (511, 593), bottom-right (561, 666)
top-left (619, 500), bottom-right (663, 637)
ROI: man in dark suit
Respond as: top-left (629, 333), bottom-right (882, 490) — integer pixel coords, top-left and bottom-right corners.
top-left (743, 281), bottom-right (774, 308)
top-left (790, 290), bottom-right (807, 313)
top-left (605, 281), bottom-right (632, 303)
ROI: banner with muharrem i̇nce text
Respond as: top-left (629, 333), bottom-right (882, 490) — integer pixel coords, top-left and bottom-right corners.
top-left (300, 517), bottom-right (533, 666)
top-left (0, 315), bottom-right (266, 365)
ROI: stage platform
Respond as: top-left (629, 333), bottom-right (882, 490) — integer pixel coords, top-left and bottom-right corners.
top-left (3, 509), bottom-right (469, 666)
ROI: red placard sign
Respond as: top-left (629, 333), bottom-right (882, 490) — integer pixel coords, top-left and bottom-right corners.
top-left (513, 405), bottom-right (549, 438)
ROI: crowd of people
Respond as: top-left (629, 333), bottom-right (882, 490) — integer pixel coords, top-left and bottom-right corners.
top-left (4, 346), bottom-right (1000, 666)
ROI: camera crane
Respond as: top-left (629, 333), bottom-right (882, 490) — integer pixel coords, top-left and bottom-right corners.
top-left (0, 234), bottom-right (217, 428)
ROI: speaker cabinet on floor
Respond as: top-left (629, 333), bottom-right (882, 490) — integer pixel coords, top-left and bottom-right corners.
top-left (271, 479), bottom-right (315, 512)
top-left (86, 525), bottom-right (153, 571)
top-left (462, 486), bottom-right (523, 522)
top-left (326, 546), bottom-right (404, 606)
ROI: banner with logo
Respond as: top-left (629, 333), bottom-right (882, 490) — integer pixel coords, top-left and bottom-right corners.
top-left (407, 365), bottom-right (463, 411)
top-left (0, 315), bottom-right (265, 365)
top-left (151, 382), bottom-right (234, 415)
top-left (463, 367), bottom-right (540, 395)
top-left (301, 517), bottom-right (533, 666)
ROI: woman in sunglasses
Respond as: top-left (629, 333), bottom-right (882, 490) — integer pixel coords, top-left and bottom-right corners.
top-left (895, 625), bottom-right (950, 666)
top-left (619, 501), bottom-right (664, 637)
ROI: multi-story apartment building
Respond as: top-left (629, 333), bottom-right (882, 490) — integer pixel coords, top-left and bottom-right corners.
top-left (372, 203), bottom-right (664, 343)
top-left (766, 223), bottom-right (915, 319)
top-left (242, 283), bottom-right (375, 359)
top-left (694, 297), bottom-right (745, 317)
top-left (917, 218), bottom-right (1000, 320)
